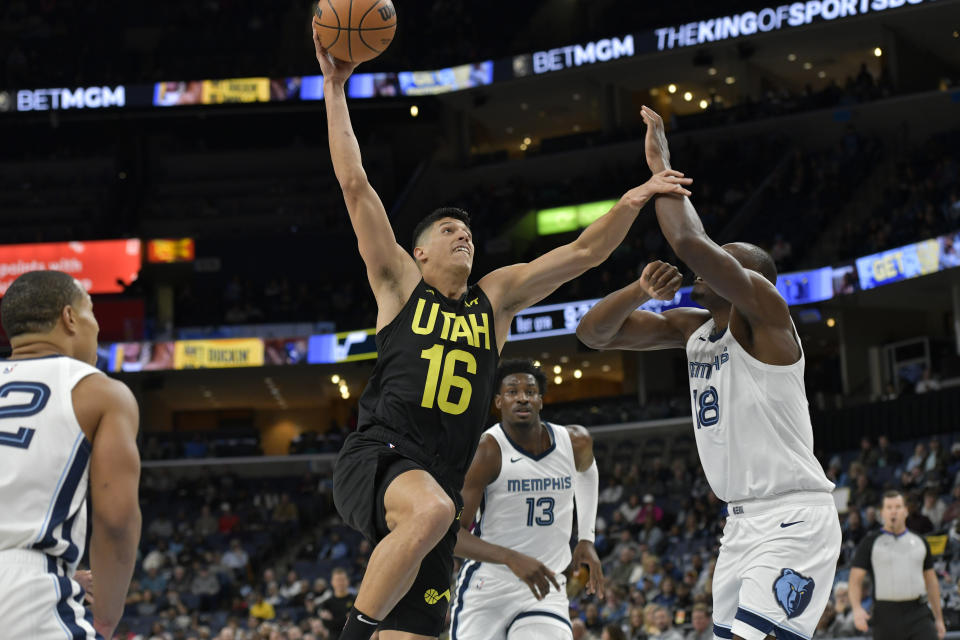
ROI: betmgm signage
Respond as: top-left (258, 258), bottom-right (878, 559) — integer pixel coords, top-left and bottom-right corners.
top-left (13, 86), bottom-right (126, 112)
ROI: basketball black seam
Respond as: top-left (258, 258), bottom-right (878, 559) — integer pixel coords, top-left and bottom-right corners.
top-left (347, 0), bottom-right (353, 62)
top-left (357, 29), bottom-right (384, 54)
top-left (325, 0), bottom-right (341, 49)
top-left (357, 0), bottom-right (385, 30)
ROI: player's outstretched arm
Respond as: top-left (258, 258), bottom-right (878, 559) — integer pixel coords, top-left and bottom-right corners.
top-left (314, 31), bottom-right (418, 309)
top-left (577, 261), bottom-right (708, 350)
top-left (567, 426), bottom-right (604, 599)
top-left (83, 376), bottom-right (142, 638)
top-left (479, 171), bottom-right (692, 335)
top-left (639, 106), bottom-right (789, 328)
top-left (454, 436), bottom-right (560, 600)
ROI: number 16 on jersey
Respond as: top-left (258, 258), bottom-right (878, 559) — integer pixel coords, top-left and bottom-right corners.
top-left (692, 386), bottom-right (719, 429)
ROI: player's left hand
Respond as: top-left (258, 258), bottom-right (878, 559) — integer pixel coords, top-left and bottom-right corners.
top-left (506, 550), bottom-right (561, 600)
top-left (75, 569), bottom-right (94, 605)
top-left (641, 105), bottom-right (671, 174)
top-left (572, 541), bottom-right (605, 599)
top-left (312, 29), bottom-right (359, 84)
top-left (936, 618), bottom-right (946, 639)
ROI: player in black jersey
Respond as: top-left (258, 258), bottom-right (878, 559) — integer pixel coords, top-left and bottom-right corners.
top-left (314, 35), bottom-right (693, 640)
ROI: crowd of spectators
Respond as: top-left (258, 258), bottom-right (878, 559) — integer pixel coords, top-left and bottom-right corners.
top-left (115, 427), bottom-right (960, 639)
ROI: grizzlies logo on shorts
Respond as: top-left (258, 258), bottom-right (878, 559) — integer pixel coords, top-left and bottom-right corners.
top-left (772, 568), bottom-right (815, 619)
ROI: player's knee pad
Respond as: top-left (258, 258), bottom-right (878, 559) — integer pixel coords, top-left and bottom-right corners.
top-left (506, 621), bottom-right (573, 640)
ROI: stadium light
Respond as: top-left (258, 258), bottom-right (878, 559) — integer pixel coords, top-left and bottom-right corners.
top-left (683, 91), bottom-right (693, 101)
top-left (699, 99), bottom-right (709, 109)
top-left (667, 84), bottom-right (677, 94)
top-left (707, 67), bottom-right (717, 76)
top-left (725, 76), bottom-right (736, 85)
top-left (787, 53), bottom-right (797, 61)
top-left (874, 47), bottom-right (882, 57)
top-left (553, 365), bottom-right (562, 374)
top-left (574, 369), bottom-right (582, 379)
top-left (409, 104), bottom-right (419, 117)
top-left (554, 376), bottom-right (563, 385)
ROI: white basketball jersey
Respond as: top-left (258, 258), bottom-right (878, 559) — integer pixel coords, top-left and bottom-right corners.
top-left (0, 356), bottom-right (102, 573)
top-left (685, 320), bottom-right (834, 502)
top-left (476, 422), bottom-right (577, 576)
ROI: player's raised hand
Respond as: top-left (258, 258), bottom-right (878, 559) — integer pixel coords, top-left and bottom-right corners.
top-left (853, 607), bottom-right (870, 632)
top-left (571, 540), bottom-right (605, 600)
top-left (620, 170), bottom-right (692, 210)
top-left (313, 29), bottom-right (358, 84)
top-left (638, 261), bottom-right (683, 301)
top-left (641, 105), bottom-right (671, 174)
top-left (506, 550), bottom-right (561, 600)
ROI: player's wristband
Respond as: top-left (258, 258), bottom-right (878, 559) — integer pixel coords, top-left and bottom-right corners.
top-left (574, 460), bottom-right (599, 543)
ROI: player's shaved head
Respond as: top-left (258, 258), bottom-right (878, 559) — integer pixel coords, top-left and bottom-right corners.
top-left (722, 242), bottom-right (777, 285)
top-left (1, 271), bottom-right (85, 338)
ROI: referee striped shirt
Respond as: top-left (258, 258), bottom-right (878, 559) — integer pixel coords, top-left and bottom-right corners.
top-left (852, 528), bottom-right (933, 601)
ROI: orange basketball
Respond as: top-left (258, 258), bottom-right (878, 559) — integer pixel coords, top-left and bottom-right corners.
top-left (313, 0), bottom-right (397, 64)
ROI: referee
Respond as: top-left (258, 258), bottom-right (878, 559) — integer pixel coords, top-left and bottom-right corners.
top-left (849, 490), bottom-right (946, 640)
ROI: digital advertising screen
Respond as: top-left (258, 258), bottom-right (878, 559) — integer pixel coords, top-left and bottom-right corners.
top-left (0, 239), bottom-right (141, 295)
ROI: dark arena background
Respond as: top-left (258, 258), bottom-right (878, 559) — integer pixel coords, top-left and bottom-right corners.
top-left (2, 0), bottom-right (960, 638)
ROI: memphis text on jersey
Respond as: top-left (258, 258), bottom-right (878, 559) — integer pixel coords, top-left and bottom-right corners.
top-left (689, 347), bottom-right (730, 380)
top-left (507, 476), bottom-right (573, 493)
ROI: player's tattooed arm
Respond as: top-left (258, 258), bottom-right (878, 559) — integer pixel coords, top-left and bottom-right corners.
top-left (639, 106), bottom-right (790, 330)
top-left (315, 29), bottom-right (419, 316)
top-left (568, 426), bottom-right (605, 599)
top-left (454, 436), bottom-right (560, 600)
top-left (577, 261), bottom-right (708, 350)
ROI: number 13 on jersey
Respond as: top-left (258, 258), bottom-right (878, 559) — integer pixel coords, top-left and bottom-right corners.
top-left (692, 386), bottom-right (720, 429)
top-left (420, 344), bottom-right (476, 415)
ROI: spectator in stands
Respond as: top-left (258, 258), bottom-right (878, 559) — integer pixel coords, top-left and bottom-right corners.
top-left (249, 591), bottom-right (276, 621)
top-left (947, 444), bottom-right (960, 481)
top-left (148, 512), bottom-right (175, 539)
top-left (137, 589), bottom-right (159, 617)
top-left (219, 502), bottom-right (241, 534)
top-left (142, 566), bottom-right (168, 594)
top-left (686, 603), bottom-right (711, 640)
top-left (222, 539), bottom-right (250, 576)
top-left (876, 435), bottom-right (904, 469)
top-left (926, 439), bottom-right (947, 475)
top-left (923, 487), bottom-right (948, 530)
top-left (608, 545), bottom-right (640, 588)
top-left (843, 509), bottom-right (868, 546)
top-left (600, 586), bottom-right (629, 625)
top-left (272, 493), bottom-right (300, 524)
top-left (906, 496), bottom-right (935, 534)
top-left (942, 484), bottom-right (960, 526)
top-left (636, 494), bottom-right (664, 526)
top-left (319, 567), bottom-right (354, 636)
top-left (169, 565), bottom-right (191, 594)
top-left (830, 582), bottom-right (856, 636)
top-left (637, 517), bottom-right (665, 555)
top-left (602, 624), bottom-right (627, 640)
top-left (851, 474), bottom-right (878, 510)
top-left (318, 531), bottom-right (349, 560)
top-left (907, 443), bottom-right (928, 473)
top-left (143, 539), bottom-right (172, 571)
top-left (858, 437), bottom-right (880, 468)
top-left (191, 564), bottom-right (222, 611)
top-left (583, 603), bottom-right (604, 636)
top-left (626, 606), bottom-right (647, 639)
top-left (280, 570), bottom-right (305, 605)
top-left (620, 494), bottom-right (643, 523)
top-left (600, 477), bottom-right (624, 506)
top-left (196, 504), bottom-right (219, 539)
top-left (265, 581), bottom-right (284, 607)
top-left (648, 605), bottom-right (683, 640)
top-left (916, 367), bottom-right (941, 394)
top-left (572, 618), bottom-right (589, 640)
top-left (652, 577), bottom-right (677, 610)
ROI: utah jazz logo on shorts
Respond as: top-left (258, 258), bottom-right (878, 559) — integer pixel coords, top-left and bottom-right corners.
top-left (424, 588), bottom-right (450, 605)
top-left (772, 568), bottom-right (814, 619)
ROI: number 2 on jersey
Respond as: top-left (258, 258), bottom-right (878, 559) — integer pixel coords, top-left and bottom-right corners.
top-left (420, 344), bottom-right (476, 415)
top-left (692, 386), bottom-right (719, 429)
top-left (0, 381), bottom-right (51, 449)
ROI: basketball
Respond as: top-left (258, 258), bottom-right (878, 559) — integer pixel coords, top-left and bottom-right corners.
top-left (313, 0), bottom-right (397, 64)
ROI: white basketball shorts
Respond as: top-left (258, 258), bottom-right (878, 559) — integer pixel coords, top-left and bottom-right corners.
top-left (712, 491), bottom-right (841, 640)
top-left (0, 549), bottom-right (97, 639)
top-left (450, 560), bottom-right (573, 640)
